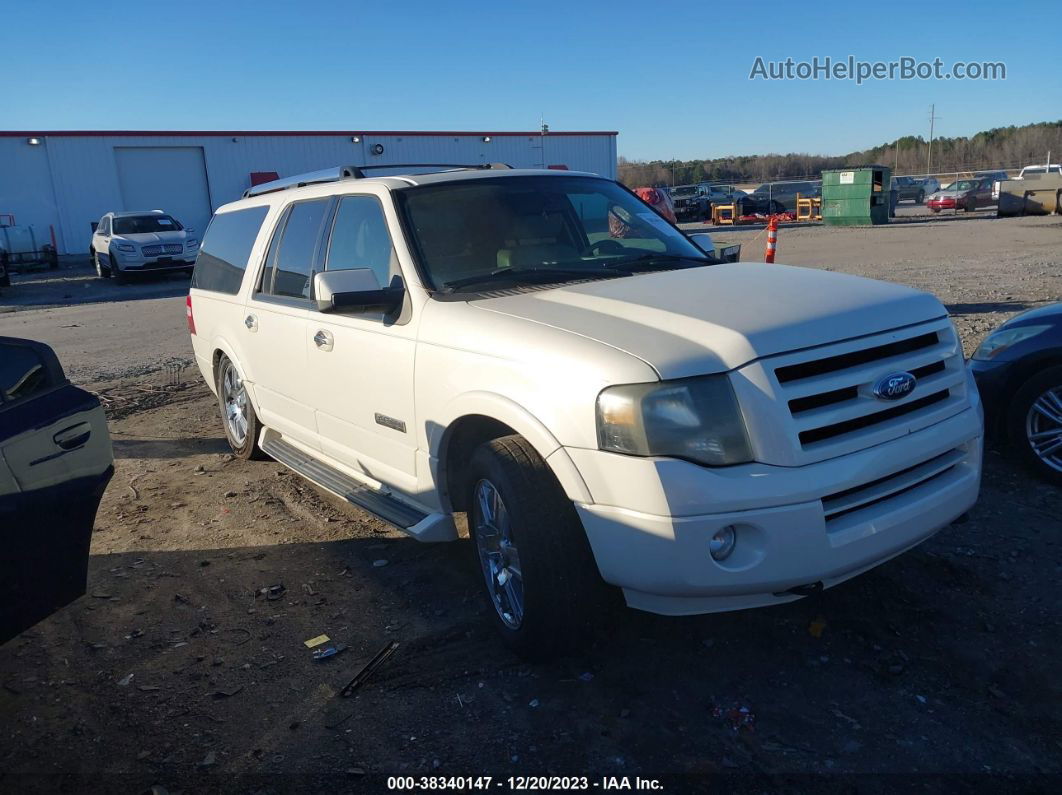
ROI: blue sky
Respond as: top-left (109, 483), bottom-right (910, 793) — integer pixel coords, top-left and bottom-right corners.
top-left (3, 0), bottom-right (1059, 161)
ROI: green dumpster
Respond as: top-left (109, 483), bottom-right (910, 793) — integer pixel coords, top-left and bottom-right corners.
top-left (821, 165), bottom-right (891, 225)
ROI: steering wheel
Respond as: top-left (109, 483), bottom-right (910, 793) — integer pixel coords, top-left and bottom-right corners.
top-left (588, 238), bottom-right (625, 255)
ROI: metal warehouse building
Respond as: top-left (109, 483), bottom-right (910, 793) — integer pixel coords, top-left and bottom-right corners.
top-left (0, 129), bottom-right (618, 255)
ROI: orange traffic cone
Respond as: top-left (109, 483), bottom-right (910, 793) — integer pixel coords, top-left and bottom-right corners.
top-left (764, 217), bottom-right (778, 263)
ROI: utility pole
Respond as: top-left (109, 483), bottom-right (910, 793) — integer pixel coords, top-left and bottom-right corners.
top-left (926, 104), bottom-right (940, 176)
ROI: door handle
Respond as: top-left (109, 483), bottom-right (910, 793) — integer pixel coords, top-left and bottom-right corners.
top-left (245, 314), bottom-right (258, 332)
top-left (53, 422), bottom-right (92, 450)
top-left (313, 330), bottom-right (334, 351)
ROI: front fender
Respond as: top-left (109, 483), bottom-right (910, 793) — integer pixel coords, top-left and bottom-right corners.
top-left (431, 391), bottom-right (592, 505)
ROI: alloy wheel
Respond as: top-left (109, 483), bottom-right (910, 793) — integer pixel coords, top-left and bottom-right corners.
top-left (473, 478), bottom-right (524, 629)
top-left (1026, 385), bottom-right (1062, 473)
top-left (221, 361), bottom-right (249, 446)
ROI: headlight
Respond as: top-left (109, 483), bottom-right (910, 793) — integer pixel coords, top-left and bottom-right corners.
top-left (115, 243), bottom-right (136, 252)
top-left (972, 325), bottom-right (1051, 361)
top-left (596, 375), bottom-right (753, 466)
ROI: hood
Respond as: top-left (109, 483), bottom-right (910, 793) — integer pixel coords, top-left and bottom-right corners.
top-left (118, 230), bottom-right (188, 244)
top-left (472, 263), bottom-right (946, 378)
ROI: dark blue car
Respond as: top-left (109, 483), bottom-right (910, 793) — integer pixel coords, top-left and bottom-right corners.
top-left (0, 338), bottom-right (114, 643)
top-left (970, 304), bottom-right (1062, 485)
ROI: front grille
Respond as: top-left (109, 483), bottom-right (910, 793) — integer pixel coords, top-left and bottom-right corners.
top-left (766, 319), bottom-right (967, 456)
top-left (776, 332), bottom-right (938, 383)
top-left (822, 447), bottom-right (966, 523)
top-left (798, 390), bottom-right (950, 445)
top-left (142, 243), bottom-right (183, 256)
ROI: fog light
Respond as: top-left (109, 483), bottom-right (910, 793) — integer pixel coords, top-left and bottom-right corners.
top-left (709, 525), bottom-right (737, 561)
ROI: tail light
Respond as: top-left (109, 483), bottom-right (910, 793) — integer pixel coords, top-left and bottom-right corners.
top-left (186, 294), bottom-right (196, 335)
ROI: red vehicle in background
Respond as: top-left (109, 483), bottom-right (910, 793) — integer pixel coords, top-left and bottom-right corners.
top-left (926, 178), bottom-right (995, 212)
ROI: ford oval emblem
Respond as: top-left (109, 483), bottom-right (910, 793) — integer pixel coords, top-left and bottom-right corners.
top-left (873, 371), bottom-right (917, 401)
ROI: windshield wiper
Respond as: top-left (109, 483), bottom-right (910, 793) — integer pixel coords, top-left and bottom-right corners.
top-left (604, 253), bottom-right (711, 271)
top-left (442, 267), bottom-right (630, 292)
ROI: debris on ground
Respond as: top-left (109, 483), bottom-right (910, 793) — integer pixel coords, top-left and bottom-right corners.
top-left (712, 703), bottom-right (756, 732)
top-left (339, 641), bottom-right (400, 697)
top-left (303, 634), bottom-right (330, 649)
top-left (258, 584), bottom-right (286, 601)
top-left (808, 616), bottom-right (827, 638)
top-left (312, 643), bottom-right (348, 661)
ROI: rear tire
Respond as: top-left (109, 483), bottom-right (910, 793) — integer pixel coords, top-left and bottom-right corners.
top-left (1006, 365), bottom-right (1062, 486)
top-left (467, 435), bottom-right (609, 658)
top-left (215, 355), bottom-right (268, 460)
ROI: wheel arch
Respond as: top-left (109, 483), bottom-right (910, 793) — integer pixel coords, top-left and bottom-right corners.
top-left (209, 337), bottom-right (262, 411)
top-left (432, 393), bottom-right (591, 513)
top-left (997, 354), bottom-right (1062, 440)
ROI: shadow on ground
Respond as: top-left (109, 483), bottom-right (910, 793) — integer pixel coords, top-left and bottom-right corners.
top-left (1, 451), bottom-right (1059, 791)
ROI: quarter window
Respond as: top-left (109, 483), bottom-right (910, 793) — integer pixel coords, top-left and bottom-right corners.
top-left (325, 196), bottom-right (398, 288)
top-left (191, 206), bottom-right (269, 295)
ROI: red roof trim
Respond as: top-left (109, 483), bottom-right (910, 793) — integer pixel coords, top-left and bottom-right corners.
top-left (0, 129), bottom-right (617, 138)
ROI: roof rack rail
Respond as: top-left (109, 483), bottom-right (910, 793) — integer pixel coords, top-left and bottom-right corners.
top-left (243, 162), bottom-right (513, 198)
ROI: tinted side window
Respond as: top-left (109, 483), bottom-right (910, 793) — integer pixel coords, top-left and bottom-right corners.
top-left (99, 217), bottom-right (111, 235)
top-left (0, 344), bottom-right (53, 403)
top-left (265, 200), bottom-right (329, 299)
top-left (325, 196), bottom-right (397, 288)
top-left (191, 206), bottom-right (269, 295)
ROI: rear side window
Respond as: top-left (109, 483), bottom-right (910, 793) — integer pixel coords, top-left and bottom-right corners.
top-left (0, 344), bottom-right (53, 403)
top-left (191, 206), bottom-right (269, 295)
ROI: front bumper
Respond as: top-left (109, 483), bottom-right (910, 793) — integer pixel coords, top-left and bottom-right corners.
top-left (568, 406), bottom-right (983, 615)
top-left (969, 357), bottom-right (1013, 438)
top-left (115, 250), bottom-right (196, 272)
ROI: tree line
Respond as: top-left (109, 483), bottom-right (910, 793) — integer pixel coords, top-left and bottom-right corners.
top-left (618, 120), bottom-right (1062, 187)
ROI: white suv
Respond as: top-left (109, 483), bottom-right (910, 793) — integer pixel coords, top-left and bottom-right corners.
top-left (91, 210), bottom-right (199, 282)
top-left (188, 165), bottom-right (983, 655)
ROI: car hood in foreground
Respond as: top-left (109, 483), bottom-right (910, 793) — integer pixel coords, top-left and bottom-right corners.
top-left (473, 263), bottom-right (946, 378)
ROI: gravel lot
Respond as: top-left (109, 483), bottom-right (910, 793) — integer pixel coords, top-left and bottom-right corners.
top-left (1, 209), bottom-right (1060, 792)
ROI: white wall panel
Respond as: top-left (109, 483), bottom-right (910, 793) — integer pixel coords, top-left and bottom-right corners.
top-left (1, 132), bottom-right (617, 254)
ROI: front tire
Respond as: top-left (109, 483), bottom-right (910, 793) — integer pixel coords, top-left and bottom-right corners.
top-left (215, 355), bottom-right (268, 460)
top-left (1006, 365), bottom-right (1062, 486)
top-left (94, 251), bottom-right (111, 279)
top-left (467, 435), bottom-right (607, 658)
top-left (110, 254), bottom-right (127, 284)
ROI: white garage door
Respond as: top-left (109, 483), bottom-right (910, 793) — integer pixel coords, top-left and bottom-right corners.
top-left (114, 147), bottom-right (212, 234)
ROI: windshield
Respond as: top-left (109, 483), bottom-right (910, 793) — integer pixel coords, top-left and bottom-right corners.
top-left (112, 215), bottom-right (183, 234)
top-left (396, 175), bottom-right (711, 293)
top-left (943, 181), bottom-right (979, 192)
top-left (672, 186), bottom-right (698, 196)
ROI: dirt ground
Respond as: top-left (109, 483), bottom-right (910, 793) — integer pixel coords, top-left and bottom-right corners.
top-left (1, 209), bottom-right (1061, 792)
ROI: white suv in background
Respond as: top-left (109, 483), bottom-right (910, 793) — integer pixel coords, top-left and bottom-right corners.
top-left (188, 165), bottom-right (983, 656)
top-left (90, 210), bottom-right (199, 282)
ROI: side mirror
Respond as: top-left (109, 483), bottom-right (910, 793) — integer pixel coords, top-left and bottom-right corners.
top-left (688, 232), bottom-right (716, 255)
top-left (314, 269), bottom-right (404, 315)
